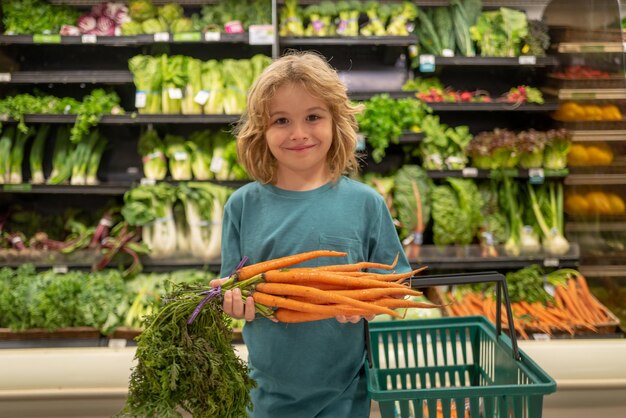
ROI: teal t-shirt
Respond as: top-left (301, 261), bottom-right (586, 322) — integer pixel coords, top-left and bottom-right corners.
top-left (220, 176), bottom-right (411, 418)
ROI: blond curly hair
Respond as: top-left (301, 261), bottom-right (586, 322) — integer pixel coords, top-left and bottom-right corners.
top-left (234, 51), bottom-right (363, 184)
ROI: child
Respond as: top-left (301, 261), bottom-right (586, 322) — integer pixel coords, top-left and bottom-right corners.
top-left (214, 51), bottom-right (411, 418)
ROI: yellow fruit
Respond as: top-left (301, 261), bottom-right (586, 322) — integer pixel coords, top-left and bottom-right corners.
top-left (565, 193), bottom-right (590, 214)
top-left (586, 191), bottom-right (613, 214)
top-left (607, 194), bottom-right (626, 214)
top-left (586, 144), bottom-right (614, 165)
top-left (567, 144), bottom-right (589, 166)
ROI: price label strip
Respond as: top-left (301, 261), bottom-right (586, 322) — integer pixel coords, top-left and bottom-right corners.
top-left (248, 24), bottom-right (275, 45)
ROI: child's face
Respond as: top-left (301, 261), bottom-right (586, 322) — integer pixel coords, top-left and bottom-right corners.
top-left (265, 82), bottom-right (333, 185)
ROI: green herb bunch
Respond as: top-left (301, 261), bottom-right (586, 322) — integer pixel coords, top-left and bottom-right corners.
top-left (116, 283), bottom-right (255, 418)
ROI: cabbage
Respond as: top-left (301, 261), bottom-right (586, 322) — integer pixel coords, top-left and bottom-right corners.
top-left (170, 17), bottom-right (194, 33)
top-left (158, 3), bottom-right (184, 25)
top-left (129, 0), bottom-right (157, 22)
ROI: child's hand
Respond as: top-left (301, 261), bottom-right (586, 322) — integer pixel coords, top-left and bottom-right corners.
top-left (336, 314), bottom-right (376, 323)
top-left (210, 278), bottom-right (256, 322)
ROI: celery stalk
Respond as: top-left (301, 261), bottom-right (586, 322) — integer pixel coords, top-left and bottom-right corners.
top-left (29, 124), bottom-right (51, 184)
top-left (0, 126), bottom-right (15, 184)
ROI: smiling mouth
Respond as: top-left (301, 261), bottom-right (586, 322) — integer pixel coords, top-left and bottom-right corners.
top-left (285, 144), bottom-right (316, 151)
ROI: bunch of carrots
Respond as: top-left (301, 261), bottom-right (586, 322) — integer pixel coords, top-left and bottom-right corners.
top-left (120, 249), bottom-right (435, 417)
top-left (219, 249), bottom-right (436, 323)
top-left (444, 271), bottom-right (615, 339)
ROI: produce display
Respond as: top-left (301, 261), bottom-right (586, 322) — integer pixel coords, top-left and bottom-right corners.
top-left (362, 166), bottom-right (571, 257)
top-left (0, 266), bottom-right (211, 334)
top-left (355, 94), bottom-right (431, 162)
top-left (565, 189), bottom-right (626, 216)
top-left (552, 102), bottom-right (623, 122)
top-left (466, 128), bottom-right (571, 170)
top-left (0, 90), bottom-right (123, 143)
top-left (404, 78), bottom-right (545, 105)
top-left (443, 266), bottom-right (620, 339)
top-left (138, 128), bottom-right (246, 181)
top-left (121, 182), bottom-right (232, 259)
top-left (568, 142), bottom-right (615, 166)
top-left (129, 54), bottom-right (272, 115)
top-left (1, 0), bottom-right (271, 36)
top-left (117, 250), bottom-right (434, 417)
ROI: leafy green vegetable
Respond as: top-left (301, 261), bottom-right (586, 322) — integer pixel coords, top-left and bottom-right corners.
top-left (115, 283), bottom-right (255, 418)
top-left (356, 94), bottom-right (431, 163)
top-left (2, 0), bottom-right (79, 35)
top-left (431, 178), bottom-right (483, 245)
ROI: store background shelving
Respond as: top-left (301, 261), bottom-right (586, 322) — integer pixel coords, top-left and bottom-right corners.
top-left (0, 0), bottom-right (622, 332)
top-left (1, 1), bottom-right (625, 416)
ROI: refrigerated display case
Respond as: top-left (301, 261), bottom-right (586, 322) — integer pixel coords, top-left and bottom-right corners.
top-left (544, 0), bottom-right (626, 327)
top-left (0, 0), bottom-right (625, 417)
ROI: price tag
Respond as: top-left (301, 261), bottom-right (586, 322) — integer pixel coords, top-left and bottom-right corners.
top-left (532, 333), bottom-right (551, 341)
top-left (355, 134), bottom-right (366, 151)
top-left (210, 156), bottom-right (224, 173)
top-left (153, 32), bottom-right (170, 42)
top-left (140, 177), bottom-right (157, 186)
top-left (249, 24), bottom-right (275, 45)
top-left (135, 91), bottom-right (147, 108)
top-left (168, 88), bottom-right (183, 99)
top-left (442, 49), bottom-right (455, 57)
top-left (0, 73), bottom-right (12, 82)
top-left (173, 32), bottom-right (202, 42)
top-left (173, 151), bottom-right (188, 161)
top-left (33, 34), bottom-right (61, 44)
top-left (224, 20), bottom-right (244, 34)
top-left (518, 55), bottom-right (537, 65)
top-left (81, 34), bottom-right (97, 44)
top-left (53, 265), bottom-right (68, 274)
top-left (194, 90), bottom-right (210, 105)
top-left (108, 338), bottom-right (127, 348)
top-left (528, 168), bottom-right (544, 184)
top-left (462, 167), bottom-right (478, 178)
top-left (127, 166), bottom-right (139, 175)
top-left (204, 31), bottom-right (221, 42)
top-left (543, 282), bottom-right (556, 297)
top-left (571, 92), bottom-right (596, 100)
top-left (543, 258), bottom-right (559, 267)
top-left (419, 54), bottom-right (435, 73)
top-left (3, 183), bottom-right (32, 192)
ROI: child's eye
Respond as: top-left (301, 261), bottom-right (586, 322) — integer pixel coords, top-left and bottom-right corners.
top-left (306, 114), bottom-right (321, 122)
top-left (273, 117), bottom-right (288, 125)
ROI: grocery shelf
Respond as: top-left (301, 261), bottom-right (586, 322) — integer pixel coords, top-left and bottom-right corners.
top-left (279, 36), bottom-right (415, 46)
top-left (349, 91), bottom-right (560, 111)
top-left (408, 243), bottom-right (580, 271)
top-left (1, 114), bottom-right (241, 125)
top-left (0, 180), bottom-right (248, 195)
top-left (570, 129), bottom-right (626, 142)
top-left (557, 42), bottom-right (625, 53)
top-left (0, 244), bottom-right (579, 273)
top-left (580, 265), bottom-right (626, 278)
top-left (0, 183), bottom-right (132, 195)
top-left (418, 55), bottom-right (559, 67)
top-left (566, 221), bottom-right (626, 232)
top-left (426, 167), bottom-right (569, 180)
top-left (565, 173), bottom-right (626, 185)
top-left (1, 70), bottom-right (133, 84)
top-left (0, 32), bottom-right (250, 46)
top-left (543, 87), bottom-right (626, 100)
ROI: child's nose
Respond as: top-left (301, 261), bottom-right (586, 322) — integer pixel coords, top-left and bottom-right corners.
top-left (289, 122), bottom-right (308, 140)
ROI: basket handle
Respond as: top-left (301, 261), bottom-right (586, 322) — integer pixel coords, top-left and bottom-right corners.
top-left (365, 271), bottom-right (521, 368)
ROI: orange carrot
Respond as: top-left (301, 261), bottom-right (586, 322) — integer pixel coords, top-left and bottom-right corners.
top-left (253, 290), bottom-right (402, 318)
top-left (289, 253), bottom-right (400, 273)
top-left (274, 309), bottom-right (336, 323)
top-left (330, 287), bottom-right (423, 300)
top-left (235, 250), bottom-right (347, 281)
top-left (255, 283), bottom-right (404, 316)
top-left (367, 297), bottom-right (442, 309)
top-left (263, 270), bottom-right (411, 289)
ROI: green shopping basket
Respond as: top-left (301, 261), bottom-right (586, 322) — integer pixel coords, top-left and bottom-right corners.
top-left (365, 272), bottom-right (556, 418)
